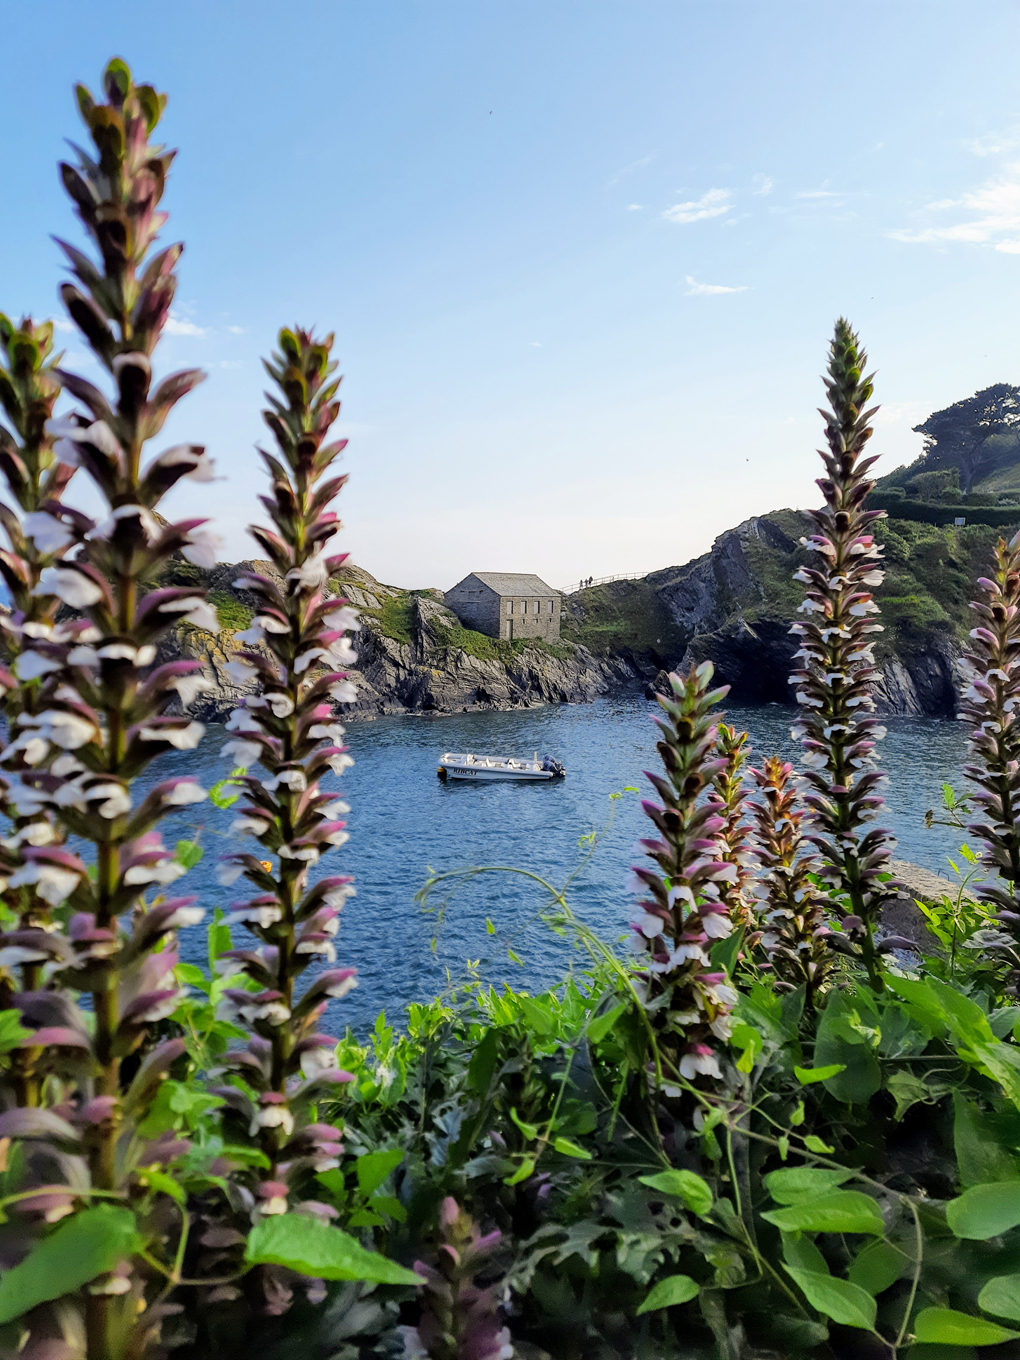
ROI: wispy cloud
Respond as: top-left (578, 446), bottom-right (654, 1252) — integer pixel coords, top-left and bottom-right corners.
top-left (795, 189), bottom-right (839, 200)
top-left (752, 174), bottom-right (773, 196)
top-left (890, 161), bottom-right (1020, 250)
top-left (626, 203), bottom-right (643, 211)
top-left (225, 324), bottom-right (246, 335)
top-left (529, 341), bottom-right (542, 347)
top-left (609, 152), bottom-right (655, 185)
top-left (684, 275), bottom-right (748, 296)
top-left (52, 318), bottom-right (74, 333)
top-left (165, 312), bottom-right (208, 337)
top-left (662, 188), bottom-right (731, 225)
top-left (965, 128), bottom-right (1020, 158)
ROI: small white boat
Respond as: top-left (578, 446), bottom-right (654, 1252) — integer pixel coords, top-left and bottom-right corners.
top-left (438, 750), bottom-right (565, 782)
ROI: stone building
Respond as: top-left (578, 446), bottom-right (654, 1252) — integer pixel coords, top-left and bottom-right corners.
top-left (445, 572), bottom-right (562, 641)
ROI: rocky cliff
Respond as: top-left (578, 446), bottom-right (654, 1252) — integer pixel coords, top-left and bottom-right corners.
top-left (167, 497), bottom-right (1008, 723)
top-left (562, 507), bottom-right (1000, 717)
top-left (169, 561), bottom-right (645, 723)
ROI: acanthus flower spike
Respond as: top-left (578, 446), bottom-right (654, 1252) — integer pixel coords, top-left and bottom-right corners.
top-left (0, 59), bottom-right (218, 1358)
top-left (960, 535), bottom-right (1020, 942)
top-left (789, 319), bottom-right (897, 990)
top-left (629, 661), bottom-right (738, 1104)
top-left (213, 326), bottom-right (359, 1315)
top-left (749, 756), bottom-right (834, 1009)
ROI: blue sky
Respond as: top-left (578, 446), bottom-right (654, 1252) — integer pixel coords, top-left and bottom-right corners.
top-left (3, 1), bottom-right (1020, 589)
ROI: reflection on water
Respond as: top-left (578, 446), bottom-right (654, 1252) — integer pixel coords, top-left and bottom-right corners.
top-left (144, 694), bottom-right (970, 1033)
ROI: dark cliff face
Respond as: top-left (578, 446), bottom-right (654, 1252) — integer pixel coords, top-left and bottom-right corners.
top-left (565, 512), bottom-right (969, 718)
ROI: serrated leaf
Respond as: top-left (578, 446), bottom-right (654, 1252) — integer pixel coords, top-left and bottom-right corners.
top-left (913, 1307), bottom-right (1020, 1346)
top-left (761, 1190), bottom-right (884, 1236)
top-left (946, 1181), bottom-right (1020, 1239)
top-left (636, 1274), bottom-right (699, 1314)
top-left (783, 1266), bottom-right (877, 1330)
top-left (245, 1214), bottom-right (422, 1284)
top-left (638, 1169), bottom-right (713, 1217)
top-left (0, 1206), bottom-right (137, 1324)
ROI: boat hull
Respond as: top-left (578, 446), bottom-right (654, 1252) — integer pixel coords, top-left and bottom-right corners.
top-left (439, 764), bottom-right (556, 782)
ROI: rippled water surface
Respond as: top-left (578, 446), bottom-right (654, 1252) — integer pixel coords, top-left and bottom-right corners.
top-left (149, 695), bottom-right (971, 1033)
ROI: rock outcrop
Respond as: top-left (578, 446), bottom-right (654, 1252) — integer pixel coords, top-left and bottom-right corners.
top-left (566, 511), bottom-right (972, 717)
top-left (170, 561), bottom-right (644, 723)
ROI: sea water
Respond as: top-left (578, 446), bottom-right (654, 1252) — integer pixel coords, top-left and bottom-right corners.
top-left (139, 694), bottom-right (971, 1034)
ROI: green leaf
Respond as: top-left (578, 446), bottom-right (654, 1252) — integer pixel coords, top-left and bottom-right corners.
top-left (886, 1070), bottom-right (937, 1121)
top-left (804, 1135), bottom-right (835, 1154)
top-left (636, 1274), bottom-right (700, 1314)
top-left (813, 994), bottom-right (882, 1104)
top-left (761, 1191), bottom-right (884, 1236)
top-left (783, 1266), bottom-right (877, 1331)
top-left (794, 1064), bottom-right (847, 1085)
top-left (505, 1156), bottom-right (536, 1185)
top-left (765, 1168), bottom-right (855, 1204)
top-left (946, 1181), bottom-right (1020, 1239)
top-left (245, 1214), bottom-right (422, 1284)
top-left (0, 1206), bottom-right (137, 1324)
top-left (954, 1093), bottom-right (1020, 1187)
top-left (847, 1240), bottom-right (905, 1296)
top-left (730, 1022), bottom-right (763, 1074)
top-left (174, 839), bottom-right (203, 870)
top-left (208, 774), bottom-right (243, 809)
top-left (586, 1001), bottom-right (627, 1044)
top-left (355, 1149), bottom-right (404, 1196)
top-left (978, 1273), bottom-right (1020, 1322)
top-left (510, 1108), bottom-right (539, 1141)
top-left (0, 1009), bottom-right (30, 1053)
top-left (709, 927), bottom-right (744, 978)
top-left (638, 1169), bottom-right (713, 1217)
top-left (519, 995), bottom-right (554, 1036)
top-left (175, 963), bottom-right (206, 987)
top-left (781, 1232), bottom-right (829, 1276)
top-left (136, 1166), bottom-right (185, 1204)
top-left (913, 1307), bottom-right (1020, 1346)
top-left (553, 1137), bottom-right (592, 1160)
top-left (371, 1194), bottom-right (408, 1224)
top-left (346, 1209), bottom-right (386, 1228)
top-left (467, 1029), bottom-right (499, 1095)
top-left (485, 917), bottom-right (496, 934)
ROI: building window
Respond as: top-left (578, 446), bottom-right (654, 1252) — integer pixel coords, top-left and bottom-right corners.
top-left (506, 601), bottom-right (513, 615)
top-left (522, 599), bottom-right (528, 614)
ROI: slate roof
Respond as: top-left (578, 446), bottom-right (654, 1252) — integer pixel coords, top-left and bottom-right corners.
top-left (454, 572), bottom-right (558, 598)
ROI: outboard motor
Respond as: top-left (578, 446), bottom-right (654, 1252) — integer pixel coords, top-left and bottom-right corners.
top-left (541, 755), bottom-right (566, 778)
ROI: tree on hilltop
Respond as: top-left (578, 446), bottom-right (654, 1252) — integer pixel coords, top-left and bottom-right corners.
top-left (912, 381), bottom-right (1020, 490)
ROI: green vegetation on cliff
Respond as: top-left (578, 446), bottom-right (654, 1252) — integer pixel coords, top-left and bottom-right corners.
top-left (560, 577), bottom-right (683, 656)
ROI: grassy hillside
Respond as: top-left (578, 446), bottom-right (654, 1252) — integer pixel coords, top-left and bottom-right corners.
top-left (560, 511), bottom-right (1019, 667)
top-left (560, 578), bottom-right (684, 658)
